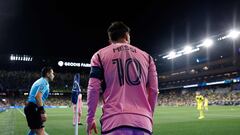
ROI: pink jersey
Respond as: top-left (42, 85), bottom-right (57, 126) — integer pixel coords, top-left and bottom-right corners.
top-left (87, 43), bottom-right (158, 133)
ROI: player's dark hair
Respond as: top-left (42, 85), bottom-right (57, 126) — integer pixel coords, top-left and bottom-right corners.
top-left (107, 21), bottom-right (130, 41)
top-left (41, 66), bottom-right (53, 77)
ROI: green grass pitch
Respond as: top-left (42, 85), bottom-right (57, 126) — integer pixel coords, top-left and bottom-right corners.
top-left (0, 106), bottom-right (240, 135)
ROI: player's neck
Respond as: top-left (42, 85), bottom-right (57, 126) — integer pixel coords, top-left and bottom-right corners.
top-left (43, 77), bottom-right (49, 82)
top-left (112, 39), bottom-right (129, 44)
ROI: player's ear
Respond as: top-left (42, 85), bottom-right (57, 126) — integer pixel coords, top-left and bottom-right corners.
top-left (108, 40), bottom-right (112, 45)
top-left (124, 32), bottom-right (130, 43)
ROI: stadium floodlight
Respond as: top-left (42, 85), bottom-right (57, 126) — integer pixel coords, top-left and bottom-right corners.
top-left (233, 79), bottom-right (237, 83)
top-left (227, 30), bottom-right (240, 39)
top-left (162, 51), bottom-right (181, 59)
top-left (162, 55), bottom-right (168, 59)
top-left (10, 55), bottom-right (14, 61)
top-left (167, 51), bottom-right (182, 60)
top-left (168, 51), bottom-right (176, 58)
top-left (183, 84), bottom-right (198, 88)
top-left (206, 81), bottom-right (225, 86)
top-left (190, 69), bottom-right (195, 73)
top-left (183, 45), bottom-right (192, 54)
top-left (162, 51), bottom-right (175, 59)
top-left (58, 61), bottom-right (64, 67)
top-left (167, 53), bottom-right (182, 59)
top-left (203, 38), bottom-right (214, 47)
top-left (10, 54), bottom-right (33, 62)
top-left (203, 66), bottom-right (208, 70)
top-left (196, 59), bottom-right (200, 63)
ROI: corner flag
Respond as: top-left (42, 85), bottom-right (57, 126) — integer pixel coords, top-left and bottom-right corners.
top-left (71, 73), bottom-right (81, 135)
top-left (71, 73), bottom-right (81, 104)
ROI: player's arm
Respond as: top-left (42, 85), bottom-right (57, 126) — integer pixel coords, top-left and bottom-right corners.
top-left (87, 53), bottom-right (102, 135)
top-left (87, 78), bottom-right (100, 135)
top-left (35, 91), bottom-right (44, 107)
top-left (35, 85), bottom-right (47, 122)
top-left (147, 56), bottom-right (158, 115)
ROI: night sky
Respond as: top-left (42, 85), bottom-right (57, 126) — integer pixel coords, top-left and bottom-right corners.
top-left (0, 0), bottom-right (239, 61)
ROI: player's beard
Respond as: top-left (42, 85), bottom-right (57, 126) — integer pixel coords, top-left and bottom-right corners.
top-left (48, 74), bottom-right (54, 82)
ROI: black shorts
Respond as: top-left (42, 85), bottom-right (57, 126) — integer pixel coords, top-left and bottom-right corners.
top-left (24, 102), bottom-right (44, 129)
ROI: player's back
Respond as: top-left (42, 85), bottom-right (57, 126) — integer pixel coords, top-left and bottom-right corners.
top-left (94, 43), bottom-right (156, 132)
top-left (28, 77), bottom-right (49, 104)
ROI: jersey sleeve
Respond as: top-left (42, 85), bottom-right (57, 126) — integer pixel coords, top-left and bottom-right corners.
top-left (37, 83), bottom-right (46, 94)
top-left (86, 52), bottom-right (102, 125)
top-left (89, 52), bottom-right (104, 80)
top-left (147, 55), bottom-right (158, 114)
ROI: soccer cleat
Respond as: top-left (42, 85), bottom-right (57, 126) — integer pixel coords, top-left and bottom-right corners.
top-left (78, 123), bottom-right (83, 125)
top-left (198, 116), bottom-right (205, 119)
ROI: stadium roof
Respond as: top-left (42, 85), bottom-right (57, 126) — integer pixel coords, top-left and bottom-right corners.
top-left (0, 0), bottom-right (239, 61)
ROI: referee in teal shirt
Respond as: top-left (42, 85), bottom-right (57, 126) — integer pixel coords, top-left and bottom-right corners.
top-left (24, 67), bottom-right (55, 135)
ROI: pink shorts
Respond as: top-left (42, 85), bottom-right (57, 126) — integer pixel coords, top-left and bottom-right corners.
top-left (102, 127), bottom-right (151, 135)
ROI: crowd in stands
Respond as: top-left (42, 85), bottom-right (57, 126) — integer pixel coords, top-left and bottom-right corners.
top-left (1, 70), bottom-right (240, 108)
top-left (45, 97), bottom-right (72, 106)
top-left (158, 90), bottom-right (195, 106)
top-left (0, 70), bottom-right (89, 92)
top-left (158, 86), bottom-right (240, 106)
top-left (0, 85), bottom-right (239, 108)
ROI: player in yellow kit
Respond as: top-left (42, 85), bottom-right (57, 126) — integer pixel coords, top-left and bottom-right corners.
top-left (195, 91), bottom-right (205, 119)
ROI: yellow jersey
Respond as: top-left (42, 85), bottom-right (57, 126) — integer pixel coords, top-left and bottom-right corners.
top-left (195, 95), bottom-right (204, 110)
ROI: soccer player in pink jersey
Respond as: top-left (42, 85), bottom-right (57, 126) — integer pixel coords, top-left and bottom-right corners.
top-left (86, 21), bottom-right (158, 135)
top-left (72, 93), bottom-right (83, 125)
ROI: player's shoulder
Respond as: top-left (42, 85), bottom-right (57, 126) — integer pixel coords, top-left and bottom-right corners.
top-left (34, 77), bottom-right (48, 87)
top-left (91, 43), bottom-right (152, 59)
top-left (91, 45), bottom-right (110, 59)
top-left (90, 46), bottom-right (110, 66)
